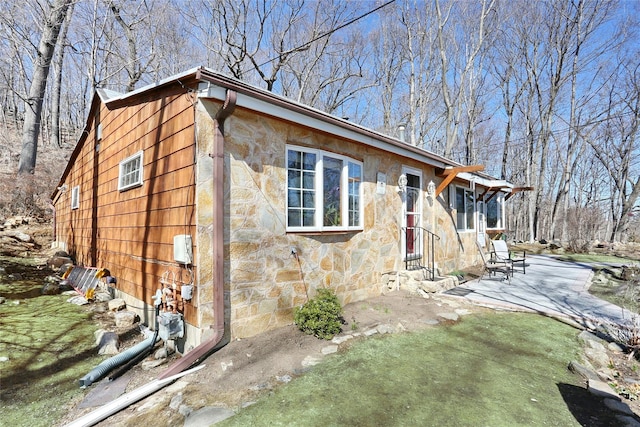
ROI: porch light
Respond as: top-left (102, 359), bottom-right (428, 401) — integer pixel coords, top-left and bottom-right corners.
top-left (398, 174), bottom-right (408, 193)
top-left (427, 180), bottom-right (436, 199)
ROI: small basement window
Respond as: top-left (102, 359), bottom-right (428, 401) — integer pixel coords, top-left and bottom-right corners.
top-left (118, 151), bottom-right (144, 191)
top-left (71, 186), bottom-right (80, 210)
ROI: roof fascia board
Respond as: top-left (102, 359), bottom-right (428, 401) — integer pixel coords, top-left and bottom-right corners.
top-left (458, 172), bottom-right (514, 190)
top-left (103, 67), bottom-right (201, 105)
top-left (51, 94), bottom-right (102, 200)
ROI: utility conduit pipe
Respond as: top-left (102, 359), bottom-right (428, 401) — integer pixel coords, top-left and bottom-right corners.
top-left (79, 335), bottom-right (159, 388)
top-left (108, 303), bottom-right (161, 382)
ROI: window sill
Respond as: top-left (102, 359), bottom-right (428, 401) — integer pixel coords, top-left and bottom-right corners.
top-left (118, 183), bottom-right (143, 192)
top-left (287, 229), bottom-right (362, 236)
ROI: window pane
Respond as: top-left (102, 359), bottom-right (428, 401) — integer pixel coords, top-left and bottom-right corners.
top-left (303, 210), bottom-right (315, 226)
top-left (487, 198), bottom-right (498, 228)
top-left (287, 150), bottom-right (315, 227)
top-left (302, 172), bottom-right (315, 189)
top-left (465, 191), bottom-right (475, 230)
top-left (288, 170), bottom-right (300, 188)
top-left (288, 210), bottom-right (301, 227)
top-left (288, 189), bottom-right (301, 208)
top-left (287, 150), bottom-right (301, 169)
top-left (303, 152), bottom-right (316, 170)
top-left (456, 188), bottom-right (465, 229)
top-left (348, 162), bottom-right (361, 227)
top-left (303, 190), bottom-right (315, 208)
top-left (323, 157), bottom-right (342, 226)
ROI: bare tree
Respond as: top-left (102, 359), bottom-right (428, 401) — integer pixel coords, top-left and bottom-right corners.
top-left (589, 58), bottom-right (640, 242)
top-left (17, 0), bottom-right (73, 174)
top-left (280, 1), bottom-right (374, 116)
top-left (105, 0), bottom-right (158, 92)
top-left (50, 1), bottom-right (74, 148)
top-left (434, 0), bottom-right (496, 158)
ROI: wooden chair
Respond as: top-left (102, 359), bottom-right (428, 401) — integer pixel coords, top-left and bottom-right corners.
top-left (476, 240), bottom-right (511, 283)
top-left (491, 240), bottom-right (526, 274)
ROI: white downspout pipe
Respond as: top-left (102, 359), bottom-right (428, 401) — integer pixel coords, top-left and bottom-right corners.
top-left (64, 365), bottom-right (205, 427)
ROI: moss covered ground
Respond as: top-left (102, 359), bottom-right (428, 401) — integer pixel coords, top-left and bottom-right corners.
top-left (0, 257), bottom-right (104, 427)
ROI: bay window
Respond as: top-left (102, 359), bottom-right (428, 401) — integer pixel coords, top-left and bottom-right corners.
top-left (287, 146), bottom-right (362, 231)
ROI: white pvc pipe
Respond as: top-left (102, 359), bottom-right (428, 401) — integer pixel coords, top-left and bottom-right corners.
top-left (64, 365), bottom-right (205, 427)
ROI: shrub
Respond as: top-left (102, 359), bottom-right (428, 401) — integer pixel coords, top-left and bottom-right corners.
top-left (294, 288), bottom-right (343, 340)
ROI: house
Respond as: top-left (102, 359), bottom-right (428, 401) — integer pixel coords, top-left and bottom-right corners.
top-left (51, 67), bottom-right (515, 354)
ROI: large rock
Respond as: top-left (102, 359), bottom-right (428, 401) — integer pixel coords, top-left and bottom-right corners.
top-left (42, 282), bottom-right (61, 295)
top-left (108, 298), bottom-right (126, 311)
top-left (584, 347), bottom-right (611, 369)
top-left (3, 216), bottom-right (30, 228)
top-left (114, 310), bottom-right (137, 327)
top-left (588, 379), bottom-right (619, 399)
top-left (568, 360), bottom-right (600, 381)
top-left (48, 256), bottom-right (74, 270)
top-left (2, 230), bottom-right (33, 243)
top-left (95, 330), bottom-right (119, 355)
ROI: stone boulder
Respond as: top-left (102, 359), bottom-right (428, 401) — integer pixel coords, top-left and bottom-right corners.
top-left (108, 298), bottom-right (126, 311)
top-left (95, 330), bottom-right (119, 355)
top-left (48, 256), bottom-right (74, 271)
top-left (114, 310), bottom-right (137, 328)
top-left (2, 230), bottom-right (33, 243)
top-left (621, 265), bottom-right (639, 282)
top-left (42, 282), bottom-right (61, 295)
top-left (3, 216), bottom-right (30, 228)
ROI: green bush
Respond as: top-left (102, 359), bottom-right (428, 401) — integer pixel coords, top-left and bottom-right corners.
top-left (294, 288), bottom-right (343, 339)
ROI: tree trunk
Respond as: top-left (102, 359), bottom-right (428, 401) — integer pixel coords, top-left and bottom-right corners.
top-left (50, 2), bottom-right (74, 148)
top-left (18, 0), bottom-right (73, 174)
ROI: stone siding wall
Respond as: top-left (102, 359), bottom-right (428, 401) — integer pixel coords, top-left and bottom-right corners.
top-left (196, 99), bottom-right (481, 339)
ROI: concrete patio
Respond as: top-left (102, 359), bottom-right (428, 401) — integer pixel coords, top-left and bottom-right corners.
top-left (445, 254), bottom-right (638, 328)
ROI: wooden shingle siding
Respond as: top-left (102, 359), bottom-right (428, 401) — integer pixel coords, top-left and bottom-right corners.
top-left (56, 88), bottom-right (199, 326)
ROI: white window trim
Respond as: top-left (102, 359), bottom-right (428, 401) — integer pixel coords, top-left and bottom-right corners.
top-left (118, 150), bottom-right (144, 191)
top-left (400, 166), bottom-right (422, 261)
top-left (71, 186), bottom-right (80, 210)
top-left (286, 145), bottom-right (363, 232)
top-left (455, 185), bottom-right (476, 232)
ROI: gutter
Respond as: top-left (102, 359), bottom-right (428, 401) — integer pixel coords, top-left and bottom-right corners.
top-left (157, 88), bottom-right (237, 380)
top-left (194, 67), bottom-right (456, 171)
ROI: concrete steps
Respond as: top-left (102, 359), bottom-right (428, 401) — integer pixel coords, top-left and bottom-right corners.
top-left (382, 269), bottom-right (459, 294)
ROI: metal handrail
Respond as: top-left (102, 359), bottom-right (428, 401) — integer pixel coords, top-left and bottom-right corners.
top-left (402, 226), bottom-right (440, 281)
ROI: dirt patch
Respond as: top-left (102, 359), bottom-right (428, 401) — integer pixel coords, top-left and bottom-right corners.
top-left (57, 290), bottom-right (482, 426)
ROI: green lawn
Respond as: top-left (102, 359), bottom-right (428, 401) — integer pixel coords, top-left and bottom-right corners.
top-left (0, 257), bottom-right (105, 427)
top-left (218, 313), bottom-right (619, 427)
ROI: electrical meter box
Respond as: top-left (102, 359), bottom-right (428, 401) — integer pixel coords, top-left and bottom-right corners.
top-left (173, 235), bottom-right (193, 264)
top-left (158, 312), bottom-right (184, 341)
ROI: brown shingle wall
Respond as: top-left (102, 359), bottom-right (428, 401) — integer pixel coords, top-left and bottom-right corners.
top-left (55, 89), bottom-right (199, 326)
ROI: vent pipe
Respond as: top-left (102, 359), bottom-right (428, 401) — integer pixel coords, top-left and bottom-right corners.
top-left (398, 124), bottom-right (406, 143)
